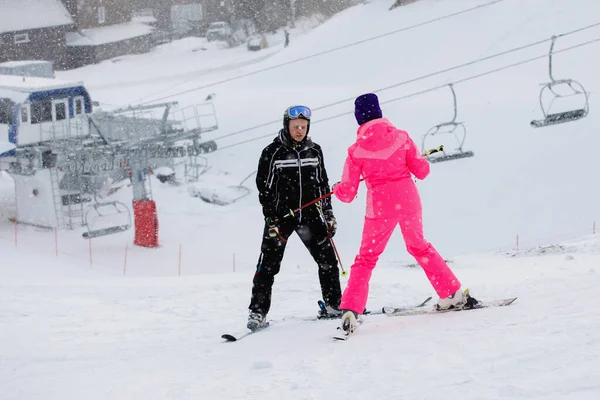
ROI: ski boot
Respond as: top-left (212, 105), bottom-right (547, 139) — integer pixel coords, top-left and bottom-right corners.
top-left (340, 310), bottom-right (361, 334)
top-left (317, 300), bottom-right (343, 319)
top-left (436, 288), bottom-right (478, 310)
top-left (247, 311), bottom-right (267, 331)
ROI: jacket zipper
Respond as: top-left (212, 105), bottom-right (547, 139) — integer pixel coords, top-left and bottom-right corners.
top-left (294, 148), bottom-right (303, 220)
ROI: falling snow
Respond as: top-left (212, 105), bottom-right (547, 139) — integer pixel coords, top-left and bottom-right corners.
top-left (1, 0), bottom-right (600, 399)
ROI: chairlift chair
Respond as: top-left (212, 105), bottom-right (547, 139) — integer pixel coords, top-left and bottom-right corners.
top-left (189, 170), bottom-right (254, 206)
top-left (82, 194), bottom-right (132, 238)
top-left (421, 84), bottom-right (474, 163)
top-left (530, 35), bottom-right (590, 128)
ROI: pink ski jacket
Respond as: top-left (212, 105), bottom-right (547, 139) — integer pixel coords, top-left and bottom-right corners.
top-left (333, 118), bottom-right (430, 218)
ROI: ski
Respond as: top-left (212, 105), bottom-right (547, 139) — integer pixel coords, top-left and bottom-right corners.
top-left (378, 296), bottom-right (433, 315)
top-left (332, 297), bottom-right (516, 340)
top-left (221, 322), bottom-right (270, 342)
top-left (385, 297), bottom-right (517, 317)
top-left (332, 317), bottom-right (364, 341)
top-left (222, 297), bottom-right (436, 342)
top-left (317, 296), bottom-right (433, 320)
top-left (332, 296), bottom-right (433, 341)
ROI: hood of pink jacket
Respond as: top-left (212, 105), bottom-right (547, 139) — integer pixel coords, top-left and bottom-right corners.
top-left (333, 116), bottom-right (430, 216)
top-left (353, 117), bottom-right (407, 159)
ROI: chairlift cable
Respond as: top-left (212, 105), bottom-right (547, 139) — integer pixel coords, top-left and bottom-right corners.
top-left (314, 21), bottom-right (600, 111)
top-left (132, 0), bottom-right (509, 106)
top-left (214, 35), bottom-right (600, 152)
top-left (209, 22), bottom-right (600, 144)
top-left (381, 36), bottom-right (600, 108)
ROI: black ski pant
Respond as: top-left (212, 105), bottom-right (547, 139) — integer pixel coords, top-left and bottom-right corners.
top-left (248, 214), bottom-right (342, 315)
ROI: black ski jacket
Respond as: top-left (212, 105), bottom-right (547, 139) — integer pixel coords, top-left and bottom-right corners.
top-left (256, 129), bottom-right (333, 220)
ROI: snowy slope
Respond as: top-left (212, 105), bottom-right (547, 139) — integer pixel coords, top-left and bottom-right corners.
top-left (2, 235), bottom-right (600, 400)
top-left (46, 0), bottom-right (600, 269)
top-left (2, 0), bottom-right (600, 398)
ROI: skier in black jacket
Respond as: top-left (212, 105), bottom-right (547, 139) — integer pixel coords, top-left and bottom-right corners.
top-left (247, 105), bottom-right (342, 330)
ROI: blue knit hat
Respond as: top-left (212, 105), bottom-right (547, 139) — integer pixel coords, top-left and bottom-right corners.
top-left (354, 93), bottom-right (382, 126)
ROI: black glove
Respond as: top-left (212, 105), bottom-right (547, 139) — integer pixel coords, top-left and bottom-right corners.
top-left (323, 210), bottom-right (337, 238)
top-left (265, 216), bottom-right (280, 238)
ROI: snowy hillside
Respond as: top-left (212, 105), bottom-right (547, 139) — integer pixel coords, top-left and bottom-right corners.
top-left (2, 234), bottom-right (600, 399)
top-left (2, 0), bottom-right (600, 398)
top-left (42, 0), bottom-right (600, 272)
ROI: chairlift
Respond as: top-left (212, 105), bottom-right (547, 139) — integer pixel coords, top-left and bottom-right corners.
top-left (193, 187), bottom-right (250, 206)
top-left (82, 194), bottom-right (132, 238)
top-left (421, 84), bottom-right (474, 163)
top-left (199, 140), bottom-right (217, 153)
top-left (530, 35), bottom-right (589, 128)
top-left (189, 170), bottom-right (253, 206)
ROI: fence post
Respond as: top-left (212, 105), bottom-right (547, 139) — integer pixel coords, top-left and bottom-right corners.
top-left (123, 243), bottom-right (128, 276)
top-left (178, 244), bottom-right (182, 276)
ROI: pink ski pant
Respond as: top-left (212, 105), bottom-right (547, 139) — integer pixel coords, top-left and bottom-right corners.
top-left (340, 214), bottom-right (461, 314)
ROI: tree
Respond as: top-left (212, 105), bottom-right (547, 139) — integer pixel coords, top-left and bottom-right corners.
top-left (234, 0), bottom-right (269, 32)
top-left (296, 0), bottom-right (358, 18)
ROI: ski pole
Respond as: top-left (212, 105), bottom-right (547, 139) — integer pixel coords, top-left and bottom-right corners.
top-left (284, 178), bottom-right (366, 219)
top-left (330, 237), bottom-right (347, 277)
top-left (284, 144), bottom-right (442, 219)
top-left (289, 191), bottom-right (334, 216)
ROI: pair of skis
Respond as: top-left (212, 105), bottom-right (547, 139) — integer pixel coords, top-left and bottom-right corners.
top-left (221, 296), bottom-right (518, 342)
top-left (221, 296), bottom-right (433, 342)
top-left (332, 296), bottom-right (518, 341)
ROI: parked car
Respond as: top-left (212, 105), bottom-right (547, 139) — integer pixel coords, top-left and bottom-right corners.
top-left (206, 21), bottom-right (232, 42)
top-left (247, 34), bottom-right (268, 51)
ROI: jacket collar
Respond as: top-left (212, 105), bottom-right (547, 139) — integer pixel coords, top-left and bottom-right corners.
top-left (277, 129), bottom-right (314, 151)
top-left (357, 117), bottom-right (390, 137)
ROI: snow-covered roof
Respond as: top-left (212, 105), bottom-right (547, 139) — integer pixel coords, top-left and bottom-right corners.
top-left (67, 21), bottom-right (154, 47)
top-left (0, 75), bottom-right (84, 94)
top-left (0, 60), bottom-right (53, 68)
top-left (0, 142), bottom-right (16, 154)
top-left (132, 15), bottom-right (158, 24)
top-left (0, 0), bottom-right (73, 34)
top-left (0, 88), bottom-right (28, 104)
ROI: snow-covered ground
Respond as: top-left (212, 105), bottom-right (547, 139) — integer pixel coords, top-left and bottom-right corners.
top-left (2, 0), bottom-right (600, 398)
top-left (57, 15), bottom-right (325, 107)
top-left (2, 235), bottom-right (600, 399)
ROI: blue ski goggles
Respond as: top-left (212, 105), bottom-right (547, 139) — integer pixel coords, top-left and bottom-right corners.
top-left (287, 105), bottom-right (312, 120)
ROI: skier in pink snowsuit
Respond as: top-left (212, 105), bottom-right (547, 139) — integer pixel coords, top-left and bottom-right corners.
top-left (333, 93), bottom-right (474, 331)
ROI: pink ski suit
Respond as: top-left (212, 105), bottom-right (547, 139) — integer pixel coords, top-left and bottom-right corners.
top-left (333, 118), bottom-right (461, 314)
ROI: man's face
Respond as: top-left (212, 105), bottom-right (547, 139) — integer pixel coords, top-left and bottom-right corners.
top-left (288, 118), bottom-right (309, 142)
